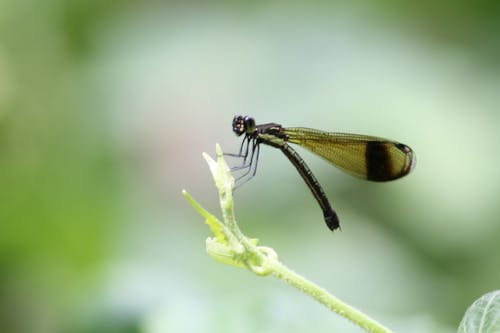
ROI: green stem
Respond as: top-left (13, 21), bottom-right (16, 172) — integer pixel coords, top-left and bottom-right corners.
top-left (183, 143), bottom-right (394, 333)
top-left (270, 260), bottom-right (392, 333)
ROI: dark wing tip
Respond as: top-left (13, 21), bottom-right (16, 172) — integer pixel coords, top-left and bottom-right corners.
top-left (366, 141), bottom-right (416, 181)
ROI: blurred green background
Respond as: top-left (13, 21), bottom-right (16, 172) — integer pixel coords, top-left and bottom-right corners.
top-left (1, 1), bottom-right (500, 332)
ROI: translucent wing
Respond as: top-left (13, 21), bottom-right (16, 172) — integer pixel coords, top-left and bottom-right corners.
top-left (284, 127), bottom-right (415, 181)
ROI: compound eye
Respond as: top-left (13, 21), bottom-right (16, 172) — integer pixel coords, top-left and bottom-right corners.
top-left (232, 115), bottom-right (246, 136)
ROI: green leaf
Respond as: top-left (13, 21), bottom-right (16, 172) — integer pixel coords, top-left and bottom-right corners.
top-left (458, 290), bottom-right (500, 333)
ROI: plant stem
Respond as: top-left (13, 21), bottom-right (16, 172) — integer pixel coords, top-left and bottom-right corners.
top-left (184, 144), bottom-right (394, 333)
top-left (270, 260), bottom-right (392, 333)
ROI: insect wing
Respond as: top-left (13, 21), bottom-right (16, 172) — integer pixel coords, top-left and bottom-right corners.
top-left (284, 128), bottom-right (415, 181)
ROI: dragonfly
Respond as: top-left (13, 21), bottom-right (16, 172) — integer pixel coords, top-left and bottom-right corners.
top-left (231, 115), bottom-right (416, 231)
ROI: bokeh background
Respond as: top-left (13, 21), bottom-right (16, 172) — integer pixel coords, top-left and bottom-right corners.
top-left (1, 1), bottom-right (500, 332)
